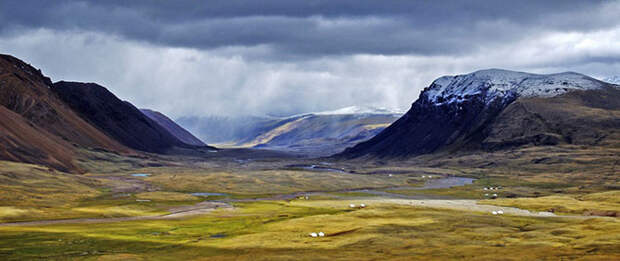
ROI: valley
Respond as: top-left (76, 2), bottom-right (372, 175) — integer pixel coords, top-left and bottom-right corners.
top-left (0, 142), bottom-right (618, 260)
top-left (0, 54), bottom-right (618, 260)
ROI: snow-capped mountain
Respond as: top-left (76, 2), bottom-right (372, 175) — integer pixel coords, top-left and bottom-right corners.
top-left (340, 69), bottom-right (619, 158)
top-left (424, 69), bottom-right (604, 106)
top-left (603, 76), bottom-right (620, 85)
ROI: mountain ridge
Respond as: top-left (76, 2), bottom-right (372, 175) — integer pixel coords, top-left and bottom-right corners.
top-left (339, 69), bottom-right (619, 158)
top-left (0, 54), bottom-right (131, 172)
top-left (51, 81), bottom-right (203, 153)
top-left (178, 106), bottom-right (402, 156)
top-left (140, 108), bottom-right (207, 147)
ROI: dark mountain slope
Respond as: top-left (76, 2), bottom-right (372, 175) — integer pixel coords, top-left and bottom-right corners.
top-left (140, 109), bottom-right (206, 146)
top-left (0, 54), bottom-right (130, 171)
top-left (339, 69), bottom-right (618, 158)
top-left (0, 54), bottom-right (128, 153)
top-left (51, 81), bottom-right (198, 153)
top-left (483, 86), bottom-right (620, 150)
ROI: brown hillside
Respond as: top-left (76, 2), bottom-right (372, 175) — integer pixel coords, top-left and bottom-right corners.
top-left (483, 86), bottom-right (620, 149)
top-left (0, 106), bottom-right (76, 172)
top-left (0, 54), bottom-right (131, 171)
top-left (0, 54), bottom-right (128, 152)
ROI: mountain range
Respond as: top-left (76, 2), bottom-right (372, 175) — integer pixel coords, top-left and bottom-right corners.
top-left (178, 106), bottom-right (402, 156)
top-left (0, 54), bottom-right (210, 172)
top-left (1, 53), bottom-right (617, 168)
top-left (340, 69), bottom-right (620, 158)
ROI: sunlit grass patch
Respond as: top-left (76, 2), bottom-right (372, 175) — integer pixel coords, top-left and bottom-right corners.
top-left (580, 191), bottom-right (620, 204)
top-left (0, 199), bottom-right (619, 260)
top-left (0, 207), bottom-right (40, 220)
top-left (72, 205), bottom-right (166, 218)
top-left (480, 192), bottom-right (620, 215)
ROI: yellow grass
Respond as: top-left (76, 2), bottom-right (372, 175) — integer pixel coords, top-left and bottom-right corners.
top-left (480, 192), bottom-right (620, 215)
top-left (135, 192), bottom-right (199, 201)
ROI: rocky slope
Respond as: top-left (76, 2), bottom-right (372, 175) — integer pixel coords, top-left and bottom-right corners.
top-left (140, 109), bottom-right (206, 146)
top-left (51, 81), bottom-right (202, 153)
top-left (340, 69), bottom-right (619, 158)
top-left (0, 54), bottom-right (129, 171)
top-left (0, 106), bottom-right (76, 172)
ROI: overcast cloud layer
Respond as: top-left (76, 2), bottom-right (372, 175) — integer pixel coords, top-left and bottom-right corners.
top-left (1, 0), bottom-right (619, 117)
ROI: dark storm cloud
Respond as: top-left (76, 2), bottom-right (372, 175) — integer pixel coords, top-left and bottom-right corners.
top-left (1, 1), bottom-right (619, 118)
top-left (0, 0), bottom-right (615, 57)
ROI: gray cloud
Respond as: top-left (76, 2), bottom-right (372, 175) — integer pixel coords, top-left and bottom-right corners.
top-left (1, 0), bottom-right (618, 57)
top-left (0, 1), bottom-right (619, 119)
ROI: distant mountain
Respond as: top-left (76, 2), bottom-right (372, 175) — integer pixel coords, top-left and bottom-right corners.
top-left (295, 106), bottom-right (402, 116)
top-left (340, 69), bottom-right (620, 158)
top-left (178, 106), bottom-right (402, 156)
top-left (51, 81), bottom-right (206, 153)
top-left (177, 115), bottom-right (280, 144)
top-left (603, 76), bottom-right (620, 85)
top-left (140, 109), bottom-right (206, 146)
top-left (0, 54), bottom-right (129, 171)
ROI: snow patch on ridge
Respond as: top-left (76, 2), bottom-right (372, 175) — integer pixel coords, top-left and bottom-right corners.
top-left (286, 106), bottom-right (403, 118)
top-left (603, 76), bottom-right (620, 85)
top-left (424, 69), bottom-right (604, 106)
top-left (313, 106), bottom-right (403, 115)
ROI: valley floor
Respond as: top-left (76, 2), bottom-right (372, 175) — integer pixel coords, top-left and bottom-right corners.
top-left (0, 146), bottom-right (618, 260)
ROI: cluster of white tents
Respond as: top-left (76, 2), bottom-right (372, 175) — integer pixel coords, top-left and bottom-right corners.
top-left (349, 203), bottom-right (366, 208)
top-left (483, 187), bottom-right (501, 191)
top-left (491, 210), bottom-right (505, 215)
top-left (309, 232), bottom-right (325, 237)
top-left (484, 193), bottom-right (498, 198)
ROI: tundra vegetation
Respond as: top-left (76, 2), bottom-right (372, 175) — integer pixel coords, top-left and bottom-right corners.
top-left (0, 143), bottom-right (618, 260)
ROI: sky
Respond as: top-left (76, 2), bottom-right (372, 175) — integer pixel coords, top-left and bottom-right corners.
top-left (1, 0), bottom-right (619, 118)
